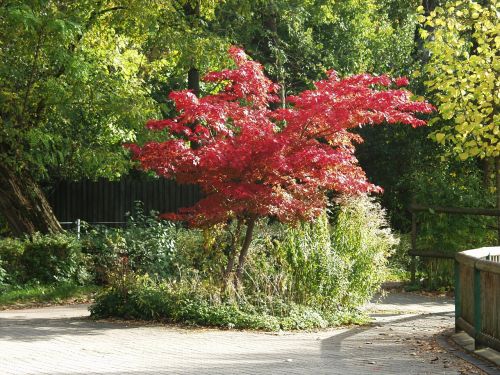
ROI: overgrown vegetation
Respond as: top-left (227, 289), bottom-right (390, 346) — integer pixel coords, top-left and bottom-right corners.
top-left (90, 196), bottom-right (395, 330)
top-left (1, 197), bottom-right (394, 329)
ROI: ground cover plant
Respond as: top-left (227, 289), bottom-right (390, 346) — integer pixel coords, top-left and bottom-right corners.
top-left (0, 233), bottom-right (89, 287)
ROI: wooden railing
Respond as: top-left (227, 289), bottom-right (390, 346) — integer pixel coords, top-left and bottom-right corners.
top-left (455, 247), bottom-right (500, 351)
top-left (408, 204), bottom-right (500, 283)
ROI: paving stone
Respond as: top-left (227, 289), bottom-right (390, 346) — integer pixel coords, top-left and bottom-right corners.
top-left (0, 293), bottom-right (484, 374)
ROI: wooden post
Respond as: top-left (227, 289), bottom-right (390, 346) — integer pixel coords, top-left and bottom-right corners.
top-left (454, 260), bottom-right (461, 332)
top-left (473, 265), bottom-right (483, 349)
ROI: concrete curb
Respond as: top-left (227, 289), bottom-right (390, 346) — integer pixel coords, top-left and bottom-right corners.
top-left (437, 334), bottom-right (500, 375)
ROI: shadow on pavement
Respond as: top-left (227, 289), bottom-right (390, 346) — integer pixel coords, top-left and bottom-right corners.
top-left (0, 317), bottom-right (132, 342)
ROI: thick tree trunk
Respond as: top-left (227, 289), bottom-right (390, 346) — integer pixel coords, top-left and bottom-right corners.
top-left (0, 163), bottom-right (62, 236)
top-left (184, 1), bottom-right (200, 98)
top-left (222, 219), bottom-right (242, 286)
top-left (188, 67), bottom-right (200, 97)
top-left (234, 218), bottom-right (256, 289)
top-left (482, 158), bottom-right (492, 189)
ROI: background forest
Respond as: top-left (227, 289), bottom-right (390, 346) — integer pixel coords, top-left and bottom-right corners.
top-left (0, 0), bottom-right (498, 328)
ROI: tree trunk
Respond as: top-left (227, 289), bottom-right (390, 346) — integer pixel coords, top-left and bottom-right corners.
top-left (221, 219), bottom-right (242, 290)
top-left (0, 163), bottom-right (62, 236)
top-left (184, 1), bottom-right (200, 98)
top-left (495, 157), bottom-right (500, 245)
top-left (188, 67), bottom-right (200, 97)
top-left (482, 158), bottom-right (492, 189)
top-left (234, 218), bottom-right (256, 289)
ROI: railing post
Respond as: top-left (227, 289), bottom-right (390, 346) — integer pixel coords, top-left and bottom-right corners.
top-left (473, 264), bottom-right (483, 349)
top-left (454, 259), bottom-right (461, 332)
top-left (76, 218), bottom-right (81, 240)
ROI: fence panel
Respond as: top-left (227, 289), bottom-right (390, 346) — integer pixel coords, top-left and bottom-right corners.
top-left (48, 177), bottom-right (201, 224)
top-left (455, 247), bottom-right (500, 352)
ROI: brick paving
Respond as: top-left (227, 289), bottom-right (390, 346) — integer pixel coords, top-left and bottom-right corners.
top-left (0, 292), bottom-right (483, 374)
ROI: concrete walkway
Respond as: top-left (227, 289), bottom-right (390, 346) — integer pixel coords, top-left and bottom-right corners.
top-left (0, 292), bottom-right (488, 374)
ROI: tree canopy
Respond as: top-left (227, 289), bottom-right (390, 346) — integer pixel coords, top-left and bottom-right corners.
top-left (421, 0), bottom-right (499, 161)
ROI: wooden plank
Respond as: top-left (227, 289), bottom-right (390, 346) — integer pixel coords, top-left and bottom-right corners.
top-left (409, 250), bottom-right (455, 259)
top-left (476, 259), bottom-right (500, 275)
top-left (410, 204), bottom-right (500, 217)
top-left (476, 332), bottom-right (500, 353)
top-left (481, 272), bottom-right (498, 338)
top-left (455, 260), bottom-right (462, 329)
top-left (456, 316), bottom-right (476, 338)
top-left (80, 180), bottom-right (86, 223)
top-left (456, 253), bottom-right (477, 267)
top-left (169, 180), bottom-right (175, 212)
top-left (160, 179), bottom-right (168, 213)
top-left (460, 264), bottom-right (475, 324)
top-left (50, 177), bottom-right (203, 224)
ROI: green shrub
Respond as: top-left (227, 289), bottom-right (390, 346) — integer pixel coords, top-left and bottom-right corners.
top-left (20, 233), bottom-right (90, 284)
top-left (81, 202), bottom-right (178, 284)
top-left (244, 195), bottom-right (396, 311)
top-left (331, 195), bottom-right (397, 306)
top-left (0, 237), bottom-right (24, 285)
top-left (0, 258), bottom-right (7, 286)
top-left (0, 233), bottom-right (90, 287)
top-left (245, 213), bottom-right (349, 312)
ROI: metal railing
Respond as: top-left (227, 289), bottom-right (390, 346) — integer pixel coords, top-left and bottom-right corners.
top-left (455, 246), bottom-right (500, 351)
top-left (60, 219), bottom-right (128, 239)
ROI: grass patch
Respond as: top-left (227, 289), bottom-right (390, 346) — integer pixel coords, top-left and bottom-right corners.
top-left (0, 283), bottom-right (100, 308)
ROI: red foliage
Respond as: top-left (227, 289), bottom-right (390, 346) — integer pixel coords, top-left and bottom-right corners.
top-left (129, 47), bottom-right (434, 227)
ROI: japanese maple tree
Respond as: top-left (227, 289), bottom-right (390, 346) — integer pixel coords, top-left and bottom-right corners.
top-left (128, 47), bottom-right (433, 287)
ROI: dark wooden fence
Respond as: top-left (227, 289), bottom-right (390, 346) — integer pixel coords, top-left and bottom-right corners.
top-left (408, 203), bottom-right (500, 283)
top-left (47, 178), bottom-right (202, 225)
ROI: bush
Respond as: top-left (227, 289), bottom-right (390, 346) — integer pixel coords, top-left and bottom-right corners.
top-left (243, 195), bottom-right (396, 312)
top-left (81, 202), bottom-right (177, 284)
top-left (0, 233), bottom-right (89, 286)
top-left (0, 258), bottom-right (7, 287)
top-left (331, 195), bottom-right (397, 306)
top-left (20, 233), bottom-right (89, 284)
top-left (0, 237), bottom-right (24, 285)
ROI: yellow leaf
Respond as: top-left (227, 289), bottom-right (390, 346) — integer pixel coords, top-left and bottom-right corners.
top-left (435, 133), bottom-right (446, 143)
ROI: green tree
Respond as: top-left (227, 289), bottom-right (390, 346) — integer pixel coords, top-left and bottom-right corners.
top-left (422, 1), bottom-right (499, 161)
top-left (420, 0), bottom-right (500, 239)
top-left (214, 0), bottom-right (420, 95)
top-left (0, 1), bottom-right (157, 235)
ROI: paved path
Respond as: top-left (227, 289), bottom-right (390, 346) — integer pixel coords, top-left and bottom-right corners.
top-left (0, 292), bottom-right (486, 374)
